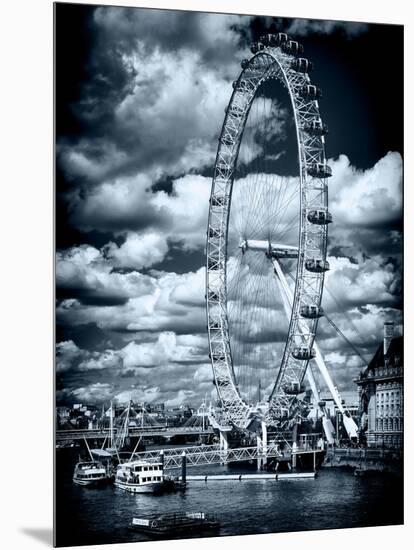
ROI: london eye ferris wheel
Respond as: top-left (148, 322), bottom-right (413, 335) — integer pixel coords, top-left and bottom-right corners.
top-left (206, 32), bottom-right (332, 430)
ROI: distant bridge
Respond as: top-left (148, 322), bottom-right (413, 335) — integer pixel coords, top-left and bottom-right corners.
top-left (55, 426), bottom-right (214, 442)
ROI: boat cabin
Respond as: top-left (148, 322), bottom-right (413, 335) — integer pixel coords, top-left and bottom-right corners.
top-left (73, 461), bottom-right (107, 481)
top-left (116, 461), bottom-right (164, 484)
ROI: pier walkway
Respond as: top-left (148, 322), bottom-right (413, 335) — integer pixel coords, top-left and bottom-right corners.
top-left (130, 442), bottom-right (283, 469)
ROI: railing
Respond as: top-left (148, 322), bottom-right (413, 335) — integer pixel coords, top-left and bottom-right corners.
top-left (56, 426), bottom-right (214, 442)
top-left (367, 367), bottom-right (403, 379)
top-left (130, 443), bottom-right (285, 469)
top-left (326, 447), bottom-right (402, 460)
top-left (130, 444), bottom-right (221, 464)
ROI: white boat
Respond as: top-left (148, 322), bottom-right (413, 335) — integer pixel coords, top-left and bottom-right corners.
top-left (73, 460), bottom-right (109, 487)
top-left (114, 460), bottom-right (164, 493)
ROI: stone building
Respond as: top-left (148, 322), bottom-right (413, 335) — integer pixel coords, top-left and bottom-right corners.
top-left (356, 322), bottom-right (403, 448)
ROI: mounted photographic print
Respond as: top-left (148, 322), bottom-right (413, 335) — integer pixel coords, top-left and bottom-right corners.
top-left (54, 2), bottom-right (404, 547)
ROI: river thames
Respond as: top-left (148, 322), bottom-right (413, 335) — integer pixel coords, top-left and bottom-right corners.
top-left (55, 449), bottom-right (403, 547)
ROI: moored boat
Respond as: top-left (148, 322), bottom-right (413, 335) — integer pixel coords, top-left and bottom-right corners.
top-left (131, 511), bottom-right (220, 536)
top-left (115, 460), bottom-right (164, 493)
top-left (73, 461), bottom-right (109, 487)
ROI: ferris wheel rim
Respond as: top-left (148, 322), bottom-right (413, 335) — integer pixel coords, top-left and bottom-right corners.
top-left (206, 40), bottom-right (330, 429)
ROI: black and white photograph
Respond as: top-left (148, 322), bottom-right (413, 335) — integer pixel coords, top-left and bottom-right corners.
top-left (54, 2), bottom-right (403, 547)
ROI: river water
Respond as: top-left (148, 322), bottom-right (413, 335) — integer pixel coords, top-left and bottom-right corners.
top-left (55, 449), bottom-right (403, 547)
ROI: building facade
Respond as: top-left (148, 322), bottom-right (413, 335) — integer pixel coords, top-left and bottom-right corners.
top-left (356, 323), bottom-right (403, 448)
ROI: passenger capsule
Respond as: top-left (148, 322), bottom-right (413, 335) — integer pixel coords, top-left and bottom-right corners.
top-left (260, 33), bottom-right (284, 47)
top-left (307, 209), bottom-right (333, 225)
top-left (283, 381), bottom-right (305, 395)
top-left (292, 347), bottom-right (316, 360)
top-left (300, 305), bottom-right (324, 319)
top-left (250, 42), bottom-right (265, 54)
top-left (259, 34), bottom-right (271, 46)
top-left (275, 32), bottom-right (289, 45)
top-left (241, 59), bottom-right (249, 70)
top-left (305, 259), bottom-right (330, 273)
top-left (299, 84), bottom-right (322, 100)
top-left (282, 40), bottom-right (304, 55)
top-left (303, 119), bottom-right (328, 136)
top-left (291, 58), bottom-right (313, 73)
top-left (307, 162), bottom-right (332, 178)
top-left (232, 80), bottom-right (238, 89)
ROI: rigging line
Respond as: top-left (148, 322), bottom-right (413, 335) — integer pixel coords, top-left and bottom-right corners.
top-left (228, 251), bottom-right (262, 390)
top-left (235, 251), bottom-right (267, 395)
top-left (242, 98), bottom-right (257, 237)
top-left (273, 207), bottom-right (301, 241)
top-left (248, 96), bottom-right (265, 240)
top-left (227, 253), bottom-right (249, 381)
top-left (249, 254), bottom-right (273, 402)
top-left (247, 96), bottom-right (265, 238)
top-left (264, 254), bottom-right (279, 395)
top-left (237, 251), bottom-right (269, 397)
top-left (261, 94), bottom-right (271, 243)
top-left (251, 179), bottom-right (300, 242)
top-left (246, 253), bottom-right (271, 400)
top-left (324, 315), bottom-right (369, 367)
top-left (322, 283), bottom-right (368, 347)
top-left (272, 177), bottom-right (300, 239)
top-left (284, 268), bottom-right (369, 366)
top-left (251, 92), bottom-right (271, 237)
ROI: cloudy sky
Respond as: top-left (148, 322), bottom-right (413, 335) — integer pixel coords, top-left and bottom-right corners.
top-left (55, 4), bottom-right (403, 408)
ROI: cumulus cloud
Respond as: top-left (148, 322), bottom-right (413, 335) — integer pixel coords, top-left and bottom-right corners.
top-left (119, 332), bottom-right (207, 370)
top-left (114, 387), bottom-right (162, 405)
top-left (71, 383), bottom-right (113, 403)
top-left (78, 349), bottom-right (122, 371)
top-left (323, 254), bottom-right (401, 312)
top-left (56, 244), bottom-right (156, 305)
top-left (69, 173), bottom-right (211, 251)
top-left (58, 9), bottom-right (251, 185)
top-left (105, 232), bottom-right (169, 270)
top-left (56, 340), bottom-right (84, 373)
top-left (329, 152), bottom-right (402, 229)
top-left (284, 18), bottom-right (369, 38)
top-left (56, 331), bottom-right (211, 406)
top-left (57, 257), bottom-right (206, 334)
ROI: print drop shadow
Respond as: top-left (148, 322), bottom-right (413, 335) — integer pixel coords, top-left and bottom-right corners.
top-left (20, 527), bottom-right (53, 546)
